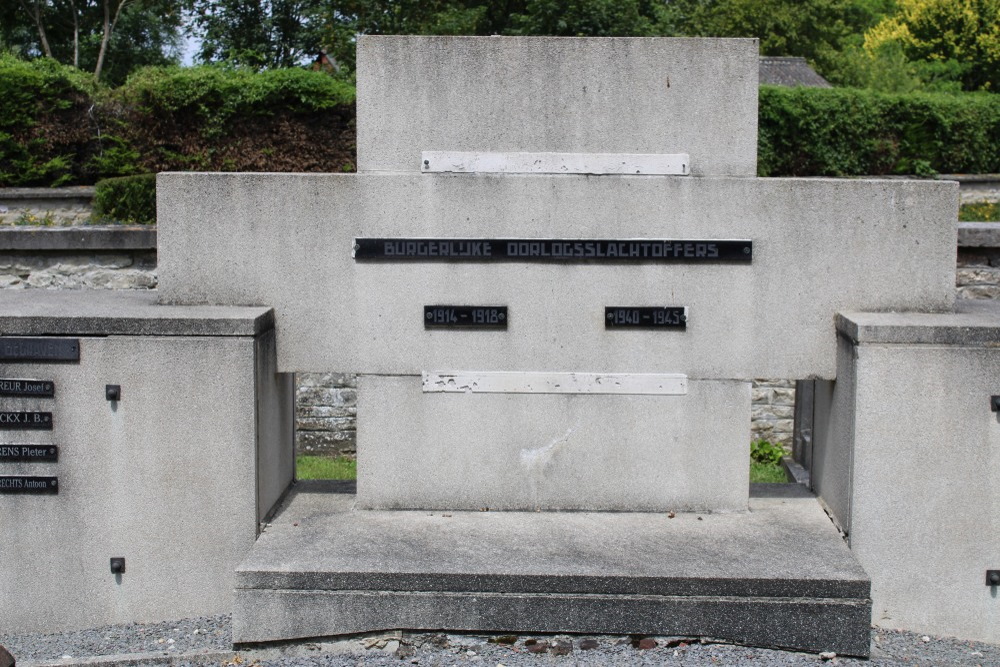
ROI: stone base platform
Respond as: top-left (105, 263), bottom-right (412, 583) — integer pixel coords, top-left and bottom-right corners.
top-left (233, 482), bottom-right (872, 656)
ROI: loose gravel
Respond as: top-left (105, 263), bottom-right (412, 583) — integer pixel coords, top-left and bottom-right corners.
top-left (3, 616), bottom-right (999, 666)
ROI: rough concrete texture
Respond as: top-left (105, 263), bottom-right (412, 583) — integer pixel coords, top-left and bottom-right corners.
top-left (0, 290), bottom-right (273, 337)
top-left (812, 312), bottom-right (1000, 643)
top-left (234, 481), bottom-right (871, 655)
top-left (157, 173), bottom-right (957, 379)
top-left (356, 36), bottom-right (758, 177)
top-left (255, 329), bottom-right (295, 522)
top-left (837, 299), bottom-right (1000, 345)
top-left (0, 251), bottom-right (156, 290)
top-left (0, 227), bottom-right (156, 251)
top-left (357, 375), bottom-right (749, 512)
top-left (0, 335), bottom-right (264, 633)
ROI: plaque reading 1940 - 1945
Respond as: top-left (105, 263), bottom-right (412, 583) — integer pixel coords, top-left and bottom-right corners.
top-left (0, 379), bottom-right (54, 398)
top-left (0, 476), bottom-right (58, 494)
top-left (425, 306), bottom-right (507, 328)
top-left (0, 445), bottom-right (58, 462)
top-left (0, 338), bottom-right (79, 362)
top-left (0, 412), bottom-right (52, 430)
top-left (355, 238), bottom-right (752, 262)
top-left (606, 307), bottom-right (687, 329)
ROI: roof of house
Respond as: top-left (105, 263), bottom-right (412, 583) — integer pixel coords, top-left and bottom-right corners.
top-left (759, 56), bottom-right (832, 88)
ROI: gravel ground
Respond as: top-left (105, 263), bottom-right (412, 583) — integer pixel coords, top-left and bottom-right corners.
top-left (3, 617), bottom-right (1000, 667)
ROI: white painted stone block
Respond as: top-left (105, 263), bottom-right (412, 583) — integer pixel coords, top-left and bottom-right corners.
top-left (422, 371), bottom-right (687, 395)
top-left (357, 375), bottom-right (749, 512)
top-left (420, 151), bottom-right (691, 175)
top-left (357, 36), bottom-right (758, 176)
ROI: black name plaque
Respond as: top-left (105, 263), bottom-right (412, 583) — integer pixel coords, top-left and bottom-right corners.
top-left (0, 412), bottom-right (52, 430)
top-left (0, 476), bottom-right (58, 494)
top-left (606, 307), bottom-right (687, 329)
top-left (0, 445), bottom-right (58, 462)
top-left (355, 238), bottom-right (752, 262)
top-left (0, 338), bottom-right (79, 362)
top-left (0, 379), bottom-right (54, 398)
top-left (425, 306), bottom-right (507, 328)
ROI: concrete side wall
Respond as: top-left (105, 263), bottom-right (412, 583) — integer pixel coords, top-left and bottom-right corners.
top-left (157, 173), bottom-right (957, 380)
top-left (0, 335), bottom-right (262, 633)
top-left (356, 375), bottom-right (750, 512)
top-left (813, 334), bottom-right (1000, 643)
top-left (255, 329), bottom-right (295, 521)
top-left (356, 36), bottom-right (759, 176)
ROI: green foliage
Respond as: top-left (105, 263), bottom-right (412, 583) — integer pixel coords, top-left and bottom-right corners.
top-left (0, 54), bottom-right (91, 129)
top-left (960, 202), bottom-right (1000, 221)
top-left (750, 461), bottom-right (789, 483)
top-left (750, 439), bottom-right (787, 466)
top-left (759, 85), bottom-right (1000, 176)
top-left (92, 174), bottom-right (157, 224)
top-left (296, 455), bottom-right (357, 480)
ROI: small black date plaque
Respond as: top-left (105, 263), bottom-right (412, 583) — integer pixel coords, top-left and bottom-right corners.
top-left (0, 445), bottom-right (58, 462)
top-left (424, 306), bottom-right (508, 328)
top-left (0, 379), bottom-right (54, 398)
top-left (0, 412), bottom-right (52, 430)
top-left (0, 476), bottom-right (58, 495)
top-left (0, 338), bottom-right (79, 362)
top-left (606, 307), bottom-right (687, 329)
top-left (355, 238), bottom-right (752, 262)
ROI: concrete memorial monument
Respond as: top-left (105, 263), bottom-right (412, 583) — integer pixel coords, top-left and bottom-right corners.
top-left (1, 35), bottom-right (996, 653)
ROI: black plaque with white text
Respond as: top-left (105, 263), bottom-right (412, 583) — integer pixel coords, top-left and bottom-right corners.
top-left (0, 379), bottom-right (54, 398)
top-left (355, 238), bottom-right (752, 262)
top-left (0, 412), bottom-right (52, 430)
top-left (0, 338), bottom-right (79, 362)
top-left (606, 307), bottom-right (687, 329)
top-left (425, 306), bottom-right (508, 328)
top-left (0, 476), bottom-right (58, 494)
top-left (0, 445), bottom-right (58, 462)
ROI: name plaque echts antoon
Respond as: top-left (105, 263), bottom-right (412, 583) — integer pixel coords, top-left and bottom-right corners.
top-left (425, 306), bottom-right (507, 329)
top-left (606, 307), bottom-right (688, 329)
top-left (354, 238), bottom-right (752, 262)
top-left (0, 476), bottom-right (58, 494)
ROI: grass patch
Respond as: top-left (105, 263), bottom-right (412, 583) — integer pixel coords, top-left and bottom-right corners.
top-left (296, 455), bottom-right (356, 480)
top-left (959, 202), bottom-right (1000, 222)
top-left (750, 461), bottom-right (789, 483)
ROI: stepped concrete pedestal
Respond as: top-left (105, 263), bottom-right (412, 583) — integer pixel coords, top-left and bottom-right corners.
top-left (233, 481), bottom-right (872, 656)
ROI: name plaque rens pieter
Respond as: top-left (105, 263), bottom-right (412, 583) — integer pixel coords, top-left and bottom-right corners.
top-left (0, 338), bottom-right (79, 362)
top-left (0, 412), bottom-right (52, 430)
top-left (0, 476), bottom-right (58, 494)
top-left (354, 238), bottom-right (752, 262)
top-left (0, 445), bottom-right (58, 462)
top-left (425, 306), bottom-right (507, 328)
top-left (0, 379), bottom-right (55, 398)
top-left (606, 307), bottom-right (687, 329)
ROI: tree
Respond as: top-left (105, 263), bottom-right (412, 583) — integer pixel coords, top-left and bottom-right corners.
top-left (864, 0), bottom-right (1000, 91)
top-left (6, 0), bottom-right (181, 84)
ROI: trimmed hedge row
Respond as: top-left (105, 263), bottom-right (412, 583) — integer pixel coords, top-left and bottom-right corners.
top-left (3, 56), bottom-right (999, 187)
top-left (758, 85), bottom-right (1000, 177)
top-left (93, 174), bottom-right (157, 224)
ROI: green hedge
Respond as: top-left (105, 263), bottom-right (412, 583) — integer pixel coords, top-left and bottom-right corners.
top-left (92, 174), bottom-right (157, 224)
top-left (759, 85), bottom-right (1000, 176)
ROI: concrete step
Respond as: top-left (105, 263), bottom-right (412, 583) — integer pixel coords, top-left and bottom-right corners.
top-left (234, 481), bottom-right (871, 657)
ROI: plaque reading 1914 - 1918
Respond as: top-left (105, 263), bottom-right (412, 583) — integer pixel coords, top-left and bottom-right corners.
top-left (0, 338), bottom-right (79, 362)
top-left (425, 306), bottom-right (507, 328)
top-left (0, 412), bottom-right (53, 430)
top-left (0, 445), bottom-right (58, 462)
top-left (606, 307), bottom-right (687, 329)
top-left (0, 379), bottom-right (55, 398)
top-left (355, 238), bottom-right (752, 262)
top-left (0, 476), bottom-right (58, 494)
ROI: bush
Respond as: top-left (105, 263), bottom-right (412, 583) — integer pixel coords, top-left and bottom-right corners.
top-left (759, 85), bottom-right (1000, 176)
top-left (750, 439), bottom-right (786, 466)
top-left (92, 174), bottom-right (157, 224)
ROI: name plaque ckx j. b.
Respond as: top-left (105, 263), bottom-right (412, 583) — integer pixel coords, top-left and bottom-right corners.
top-left (354, 238), bottom-right (752, 262)
top-left (0, 412), bottom-right (53, 430)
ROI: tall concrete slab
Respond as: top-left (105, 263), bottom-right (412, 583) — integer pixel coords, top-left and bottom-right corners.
top-left (356, 36), bottom-right (759, 176)
top-left (812, 300), bottom-right (1000, 643)
top-left (0, 291), bottom-right (293, 633)
top-left (157, 172), bottom-right (956, 380)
